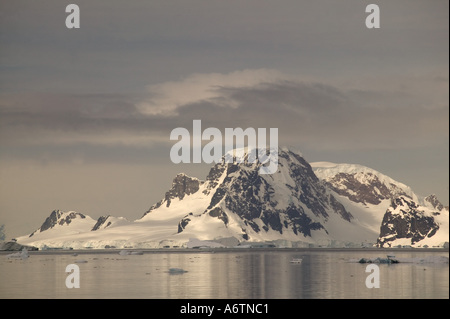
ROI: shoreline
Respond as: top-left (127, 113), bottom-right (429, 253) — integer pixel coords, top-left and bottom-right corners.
top-left (1, 247), bottom-right (448, 255)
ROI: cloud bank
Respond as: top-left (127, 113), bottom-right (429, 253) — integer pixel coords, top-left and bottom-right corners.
top-left (1, 69), bottom-right (447, 164)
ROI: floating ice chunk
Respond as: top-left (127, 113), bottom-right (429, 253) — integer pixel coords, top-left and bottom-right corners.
top-left (6, 252), bottom-right (21, 259)
top-left (6, 248), bottom-right (29, 260)
top-left (290, 258), bottom-right (303, 264)
top-left (168, 268), bottom-right (188, 274)
top-left (75, 259), bottom-right (88, 263)
top-left (118, 250), bottom-right (143, 256)
top-left (358, 256), bottom-right (399, 264)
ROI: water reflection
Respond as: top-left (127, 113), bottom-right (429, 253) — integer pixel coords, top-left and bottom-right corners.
top-left (0, 250), bottom-right (448, 299)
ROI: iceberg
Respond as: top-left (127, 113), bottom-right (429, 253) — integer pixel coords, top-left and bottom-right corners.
top-left (6, 248), bottom-right (29, 260)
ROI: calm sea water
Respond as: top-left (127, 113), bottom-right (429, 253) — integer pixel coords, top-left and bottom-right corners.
top-left (0, 249), bottom-right (448, 299)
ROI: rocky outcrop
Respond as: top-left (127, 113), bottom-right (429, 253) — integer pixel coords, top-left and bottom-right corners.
top-left (376, 196), bottom-right (440, 247)
top-left (92, 215), bottom-right (111, 231)
top-left (425, 194), bottom-right (445, 211)
top-left (29, 210), bottom-right (86, 237)
top-left (164, 173), bottom-right (202, 203)
top-left (142, 174), bottom-right (203, 217)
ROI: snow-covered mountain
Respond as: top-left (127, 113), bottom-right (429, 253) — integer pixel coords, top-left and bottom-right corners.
top-left (311, 162), bottom-right (448, 248)
top-left (28, 210), bottom-right (96, 239)
top-left (161, 148), bottom-right (357, 243)
top-left (16, 149), bottom-right (449, 249)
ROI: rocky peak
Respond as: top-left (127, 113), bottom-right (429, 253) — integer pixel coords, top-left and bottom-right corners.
top-left (376, 196), bottom-right (440, 247)
top-left (41, 210), bottom-right (85, 231)
top-left (179, 148), bottom-right (352, 240)
top-left (390, 196), bottom-right (419, 210)
top-left (166, 173), bottom-right (202, 203)
top-left (141, 173), bottom-right (203, 218)
top-left (29, 210), bottom-right (86, 237)
top-left (424, 194), bottom-right (445, 211)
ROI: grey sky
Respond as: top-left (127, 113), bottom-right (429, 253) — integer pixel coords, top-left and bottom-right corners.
top-left (0, 0), bottom-right (448, 237)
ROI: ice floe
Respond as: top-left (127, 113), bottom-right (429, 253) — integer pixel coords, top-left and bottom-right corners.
top-left (6, 248), bottom-right (29, 260)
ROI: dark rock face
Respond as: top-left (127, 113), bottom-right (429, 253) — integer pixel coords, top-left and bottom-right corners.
top-left (208, 207), bottom-right (229, 225)
top-left (203, 163), bottom-right (227, 196)
top-left (92, 215), bottom-right (111, 231)
top-left (323, 172), bottom-right (410, 205)
top-left (30, 210), bottom-right (86, 237)
top-left (376, 196), bottom-right (440, 247)
top-left (425, 194), bottom-right (445, 211)
top-left (164, 174), bottom-right (202, 205)
top-left (226, 150), bottom-right (349, 238)
top-left (142, 173), bottom-right (202, 217)
top-left (177, 213), bottom-right (192, 233)
top-left (328, 195), bottom-right (353, 222)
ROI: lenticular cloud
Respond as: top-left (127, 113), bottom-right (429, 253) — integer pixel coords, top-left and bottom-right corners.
top-left (135, 69), bottom-right (287, 116)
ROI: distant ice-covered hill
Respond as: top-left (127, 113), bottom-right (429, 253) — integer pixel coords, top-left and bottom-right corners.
top-left (28, 210), bottom-right (96, 239)
top-left (16, 149), bottom-right (449, 249)
top-left (311, 162), bottom-right (419, 204)
top-left (311, 162), bottom-right (448, 248)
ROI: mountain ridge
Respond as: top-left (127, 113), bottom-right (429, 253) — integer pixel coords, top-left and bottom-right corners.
top-left (16, 148), bottom-right (449, 249)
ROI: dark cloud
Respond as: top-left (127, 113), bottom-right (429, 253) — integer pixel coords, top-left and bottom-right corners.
top-left (0, 93), bottom-right (155, 135)
top-left (219, 81), bottom-right (348, 113)
top-left (170, 79), bottom-right (448, 150)
top-left (1, 77), bottom-right (447, 155)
